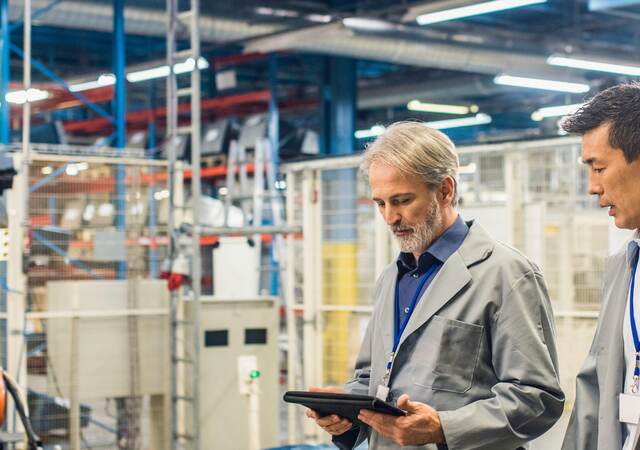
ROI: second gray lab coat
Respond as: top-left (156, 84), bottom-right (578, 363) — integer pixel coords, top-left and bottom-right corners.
top-left (335, 220), bottom-right (564, 450)
top-left (562, 234), bottom-right (640, 450)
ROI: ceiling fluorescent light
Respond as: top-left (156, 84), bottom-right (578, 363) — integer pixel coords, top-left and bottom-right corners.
top-left (531, 102), bottom-right (584, 121)
top-left (426, 113), bottom-right (492, 129)
top-left (416, 0), bottom-right (547, 25)
top-left (343, 17), bottom-right (394, 31)
top-left (355, 125), bottom-right (386, 139)
top-left (127, 57), bottom-right (209, 83)
top-left (547, 55), bottom-right (640, 76)
top-left (255, 7), bottom-right (299, 18)
top-left (494, 74), bottom-right (590, 93)
top-left (6, 88), bottom-right (49, 104)
top-left (127, 65), bottom-right (170, 83)
top-left (305, 14), bottom-right (332, 23)
top-left (407, 100), bottom-right (479, 115)
top-left (69, 73), bottom-right (116, 92)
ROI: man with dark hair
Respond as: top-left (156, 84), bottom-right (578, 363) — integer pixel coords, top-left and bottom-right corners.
top-left (562, 83), bottom-right (640, 450)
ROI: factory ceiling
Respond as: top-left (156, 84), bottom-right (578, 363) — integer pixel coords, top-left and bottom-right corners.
top-left (5, 0), bottom-right (640, 144)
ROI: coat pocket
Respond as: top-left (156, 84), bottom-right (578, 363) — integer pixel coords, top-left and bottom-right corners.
top-left (411, 315), bottom-right (484, 394)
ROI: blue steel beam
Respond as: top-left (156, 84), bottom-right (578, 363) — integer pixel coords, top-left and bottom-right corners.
top-left (9, 44), bottom-right (114, 123)
top-left (324, 57), bottom-right (356, 244)
top-left (268, 54), bottom-right (279, 166)
top-left (0, 0), bottom-right (9, 144)
top-left (31, 230), bottom-right (104, 279)
top-left (28, 164), bottom-right (68, 193)
top-left (9, 0), bottom-right (63, 33)
top-left (147, 81), bottom-right (158, 278)
top-left (113, 0), bottom-right (126, 279)
top-left (268, 54), bottom-right (280, 295)
top-left (328, 57), bottom-right (355, 156)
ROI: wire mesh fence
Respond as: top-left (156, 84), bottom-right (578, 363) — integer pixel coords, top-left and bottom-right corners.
top-left (20, 150), bottom-right (171, 450)
top-left (285, 137), bottom-right (635, 435)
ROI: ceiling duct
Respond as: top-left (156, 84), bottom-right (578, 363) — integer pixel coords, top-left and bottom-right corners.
top-left (358, 75), bottom-right (515, 110)
top-left (9, 0), bottom-right (284, 42)
top-left (9, 0), bottom-right (627, 101)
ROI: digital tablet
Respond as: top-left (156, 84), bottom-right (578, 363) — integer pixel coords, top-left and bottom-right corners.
top-left (283, 391), bottom-right (407, 424)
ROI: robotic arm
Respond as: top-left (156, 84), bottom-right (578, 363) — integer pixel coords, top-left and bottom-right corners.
top-left (0, 368), bottom-right (43, 450)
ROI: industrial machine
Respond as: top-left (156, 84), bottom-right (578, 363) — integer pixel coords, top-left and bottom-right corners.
top-left (45, 279), bottom-right (170, 449)
top-left (185, 296), bottom-right (279, 450)
top-left (0, 368), bottom-right (43, 450)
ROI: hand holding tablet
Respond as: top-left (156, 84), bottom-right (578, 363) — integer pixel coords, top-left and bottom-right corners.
top-left (284, 390), bottom-right (407, 425)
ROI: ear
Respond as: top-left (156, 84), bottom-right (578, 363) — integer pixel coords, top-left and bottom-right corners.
top-left (438, 176), bottom-right (456, 207)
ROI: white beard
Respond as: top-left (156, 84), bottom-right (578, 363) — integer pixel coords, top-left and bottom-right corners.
top-left (391, 201), bottom-right (443, 254)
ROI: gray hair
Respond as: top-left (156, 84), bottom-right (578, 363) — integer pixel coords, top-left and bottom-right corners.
top-left (360, 121), bottom-right (460, 206)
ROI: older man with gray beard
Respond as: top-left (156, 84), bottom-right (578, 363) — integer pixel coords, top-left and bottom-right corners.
top-left (306, 122), bottom-right (564, 450)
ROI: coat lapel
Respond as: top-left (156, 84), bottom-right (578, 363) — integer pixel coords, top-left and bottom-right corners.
top-left (396, 221), bottom-right (493, 350)
top-left (378, 266), bottom-right (398, 358)
top-left (398, 252), bottom-right (471, 347)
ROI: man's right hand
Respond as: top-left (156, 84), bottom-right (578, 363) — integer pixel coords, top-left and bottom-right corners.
top-left (305, 386), bottom-right (353, 436)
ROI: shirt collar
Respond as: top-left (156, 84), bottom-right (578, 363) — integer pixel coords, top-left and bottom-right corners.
top-left (627, 230), bottom-right (640, 267)
top-left (397, 215), bottom-right (469, 274)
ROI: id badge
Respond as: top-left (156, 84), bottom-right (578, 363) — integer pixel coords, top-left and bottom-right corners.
top-left (620, 393), bottom-right (640, 424)
top-left (376, 385), bottom-right (390, 401)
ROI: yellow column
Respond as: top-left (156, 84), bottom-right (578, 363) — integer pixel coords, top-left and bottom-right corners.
top-left (322, 242), bottom-right (358, 385)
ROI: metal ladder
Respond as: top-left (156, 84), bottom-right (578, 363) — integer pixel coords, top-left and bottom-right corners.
top-left (166, 0), bottom-right (202, 449)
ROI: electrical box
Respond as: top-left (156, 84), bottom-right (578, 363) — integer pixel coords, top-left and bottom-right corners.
top-left (185, 297), bottom-right (279, 450)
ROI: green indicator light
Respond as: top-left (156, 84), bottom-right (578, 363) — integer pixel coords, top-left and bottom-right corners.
top-left (249, 370), bottom-right (261, 379)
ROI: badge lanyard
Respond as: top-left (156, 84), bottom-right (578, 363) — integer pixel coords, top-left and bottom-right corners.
top-left (381, 262), bottom-right (440, 387)
top-left (629, 252), bottom-right (639, 393)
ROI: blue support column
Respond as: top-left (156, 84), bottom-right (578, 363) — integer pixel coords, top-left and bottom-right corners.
top-left (328, 57), bottom-right (356, 156)
top-left (0, 0), bottom-right (10, 144)
top-left (321, 56), bottom-right (357, 384)
top-left (147, 82), bottom-right (158, 278)
top-left (113, 0), bottom-right (127, 278)
top-left (268, 54), bottom-right (279, 165)
top-left (48, 196), bottom-right (57, 226)
top-left (267, 54), bottom-right (280, 295)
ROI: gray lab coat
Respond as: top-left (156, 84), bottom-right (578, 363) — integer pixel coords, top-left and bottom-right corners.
top-left (562, 234), bottom-right (640, 450)
top-left (335, 220), bottom-right (564, 450)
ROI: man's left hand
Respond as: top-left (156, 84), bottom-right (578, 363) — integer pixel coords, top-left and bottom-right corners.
top-left (358, 394), bottom-right (445, 446)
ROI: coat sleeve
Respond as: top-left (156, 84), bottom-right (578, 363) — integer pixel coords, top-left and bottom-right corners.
top-left (438, 270), bottom-right (565, 449)
top-left (333, 272), bottom-right (389, 450)
top-left (560, 340), bottom-right (600, 450)
top-left (332, 312), bottom-right (374, 449)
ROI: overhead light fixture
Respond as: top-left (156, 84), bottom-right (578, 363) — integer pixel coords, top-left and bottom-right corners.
top-left (342, 17), bottom-right (394, 31)
top-left (426, 113), bottom-right (492, 129)
top-left (5, 88), bottom-right (50, 104)
top-left (68, 58), bottom-right (209, 92)
top-left (65, 162), bottom-right (89, 176)
top-left (407, 100), bottom-right (479, 115)
top-left (459, 162), bottom-right (477, 174)
top-left (255, 6), bottom-right (299, 18)
top-left (69, 73), bottom-right (116, 92)
top-left (355, 124), bottom-right (386, 139)
top-left (494, 74), bottom-right (590, 93)
top-left (305, 14), bottom-right (332, 23)
top-left (531, 102), bottom-right (584, 121)
top-left (126, 57), bottom-right (209, 83)
top-left (547, 55), bottom-right (640, 76)
top-left (415, 0), bottom-right (547, 25)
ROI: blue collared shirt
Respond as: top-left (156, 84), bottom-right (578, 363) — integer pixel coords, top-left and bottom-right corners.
top-left (395, 215), bottom-right (469, 329)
